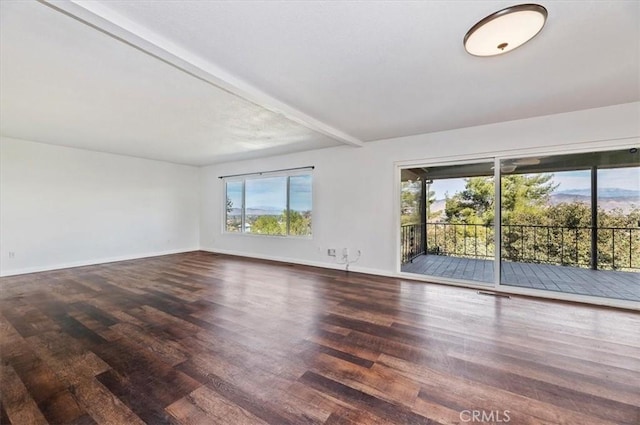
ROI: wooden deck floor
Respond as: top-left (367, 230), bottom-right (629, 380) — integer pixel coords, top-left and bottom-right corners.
top-left (402, 254), bottom-right (640, 301)
top-left (1, 252), bottom-right (639, 424)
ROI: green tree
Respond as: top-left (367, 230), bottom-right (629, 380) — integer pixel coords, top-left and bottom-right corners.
top-left (251, 215), bottom-right (284, 235)
top-left (444, 174), bottom-right (557, 224)
top-left (546, 202), bottom-right (591, 228)
top-left (287, 210), bottom-right (311, 236)
top-left (502, 174), bottom-right (557, 223)
top-left (401, 180), bottom-right (435, 225)
top-left (501, 174), bottom-right (557, 261)
top-left (445, 177), bottom-right (495, 225)
top-left (225, 197), bottom-right (242, 232)
top-left (442, 174), bottom-right (557, 260)
top-left (596, 206), bottom-right (640, 270)
top-left (524, 203), bottom-right (640, 270)
top-left (226, 197), bottom-right (233, 214)
top-left (251, 210), bottom-right (312, 236)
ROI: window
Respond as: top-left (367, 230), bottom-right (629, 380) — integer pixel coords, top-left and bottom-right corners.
top-left (224, 171), bottom-right (312, 237)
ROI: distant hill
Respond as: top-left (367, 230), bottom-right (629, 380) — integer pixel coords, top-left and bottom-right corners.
top-left (552, 188), bottom-right (639, 212)
top-left (428, 188), bottom-right (639, 215)
top-left (549, 194), bottom-right (639, 213)
top-left (557, 188), bottom-right (640, 198)
top-left (228, 207), bottom-right (282, 216)
top-left (430, 199), bottom-right (446, 213)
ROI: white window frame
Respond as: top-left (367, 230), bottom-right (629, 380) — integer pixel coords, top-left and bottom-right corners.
top-left (222, 170), bottom-right (313, 239)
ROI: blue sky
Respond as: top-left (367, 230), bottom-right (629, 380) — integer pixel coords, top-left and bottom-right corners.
top-left (429, 167), bottom-right (639, 199)
top-left (555, 168), bottom-right (639, 192)
top-left (228, 167), bottom-right (638, 210)
top-left (226, 174), bottom-right (312, 211)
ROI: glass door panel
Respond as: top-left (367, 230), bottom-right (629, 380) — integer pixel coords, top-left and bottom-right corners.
top-left (499, 149), bottom-right (640, 302)
top-left (400, 161), bottom-right (495, 285)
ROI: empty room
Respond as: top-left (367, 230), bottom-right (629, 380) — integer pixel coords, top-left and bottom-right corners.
top-left (1, 1), bottom-right (639, 424)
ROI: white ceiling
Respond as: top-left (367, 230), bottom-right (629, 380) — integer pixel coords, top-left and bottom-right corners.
top-left (1, 0), bottom-right (639, 165)
top-left (0, 0), bottom-right (343, 165)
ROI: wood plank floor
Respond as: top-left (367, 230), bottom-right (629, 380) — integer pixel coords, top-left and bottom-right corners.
top-left (1, 251), bottom-right (639, 425)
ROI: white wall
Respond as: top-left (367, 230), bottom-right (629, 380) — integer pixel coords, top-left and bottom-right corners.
top-left (200, 102), bottom-right (640, 275)
top-left (0, 137), bottom-right (200, 276)
top-left (2, 102), bottom-right (638, 278)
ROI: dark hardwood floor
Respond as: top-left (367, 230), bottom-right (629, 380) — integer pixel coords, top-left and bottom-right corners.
top-left (1, 251), bottom-right (639, 425)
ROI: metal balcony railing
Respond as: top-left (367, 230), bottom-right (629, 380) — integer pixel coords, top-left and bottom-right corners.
top-left (401, 222), bottom-right (640, 271)
top-left (400, 223), bottom-right (425, 264)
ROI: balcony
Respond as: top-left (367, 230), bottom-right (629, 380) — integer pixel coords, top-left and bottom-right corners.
top-left (401, 222), bottom-right (640, 302)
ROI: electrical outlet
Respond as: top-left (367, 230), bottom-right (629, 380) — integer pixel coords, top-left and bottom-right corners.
top-left (327, 249), bottom-right (336, 256)
top-left (8, 251), bottom-right (15, 259)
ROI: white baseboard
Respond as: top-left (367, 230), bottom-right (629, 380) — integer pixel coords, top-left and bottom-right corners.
top-left (202, 247), bottom-right (639, 311)
top-left (0, 247), bottom-right (199, 277)
top-left (199, 247), bottom-right (397, 278)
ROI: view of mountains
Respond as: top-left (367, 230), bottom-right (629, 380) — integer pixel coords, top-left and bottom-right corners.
top-left (550, 188), bottom-right (639, 213)
top-left (428, 188), bottom-right (639, 214)
top-left (235, 189), bottom-right (640, 217)
top-left (557, 188), bottom-right (640, 198)
top-left (228, 206), bottom-right (283, 216)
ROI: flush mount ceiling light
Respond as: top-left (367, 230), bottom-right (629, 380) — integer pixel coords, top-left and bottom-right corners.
top-left (491, 164), bottom-right (519, 173)
top-left (513, 157), bottom-right (541, 166)
top-left (464, 4), bottom-right (548, 56)
top-left (500, 164), bottom-right (518, 173)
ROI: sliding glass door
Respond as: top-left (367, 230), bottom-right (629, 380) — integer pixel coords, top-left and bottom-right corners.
top-left (499, 149), bottom-right (639, 301)
top-left (400, 147), bottom-right (640, 303)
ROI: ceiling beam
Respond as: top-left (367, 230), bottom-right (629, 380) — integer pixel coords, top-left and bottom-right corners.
top-left (40, 0), bottom-right (364, 147)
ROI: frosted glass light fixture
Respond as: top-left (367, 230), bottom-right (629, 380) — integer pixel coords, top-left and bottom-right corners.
top-left (464, 4), bottom-right (548, 56)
